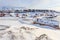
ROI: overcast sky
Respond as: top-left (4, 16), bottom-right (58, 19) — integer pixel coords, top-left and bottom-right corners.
top-left (0, 0), bottom-right (60, 11)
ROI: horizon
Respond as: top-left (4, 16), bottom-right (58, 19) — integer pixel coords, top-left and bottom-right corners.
top-left (0, 7), bottom-right (59, 12)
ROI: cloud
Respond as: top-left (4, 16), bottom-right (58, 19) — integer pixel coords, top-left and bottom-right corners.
top-left (50, 7), bottom-right (60, 11)
top-left (0, 0), bottom-right (50, 8)
top-left (0, 0), bottom-right (60, 11)
top-left (28, 0), bottom-right (50, 9)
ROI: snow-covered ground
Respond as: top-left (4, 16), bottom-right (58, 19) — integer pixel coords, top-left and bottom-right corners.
top-left (0, 17), bottom-right (60, 40)
top-left (0, 12), bottom-right (60, 40)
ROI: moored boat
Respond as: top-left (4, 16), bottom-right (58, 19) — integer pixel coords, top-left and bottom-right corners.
top-left (33, 18), bottom-right (59, 29)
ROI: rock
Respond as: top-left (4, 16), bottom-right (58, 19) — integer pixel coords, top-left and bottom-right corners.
top-left (35, 34), bottom-right (52, 40)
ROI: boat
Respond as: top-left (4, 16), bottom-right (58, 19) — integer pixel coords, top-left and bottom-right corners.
top-left (33, 18), bottom-right (59, 29)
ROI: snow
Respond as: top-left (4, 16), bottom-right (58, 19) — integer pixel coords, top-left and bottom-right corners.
top-left (0, 18), bottom-right (60, 40)
top-left (0, 12), bottom-right (60, 40)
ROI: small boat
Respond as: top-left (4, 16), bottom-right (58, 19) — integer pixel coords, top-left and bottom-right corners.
top-left (0, 13), bottom-right (5, 17)
top-left (33, 18), bottom-right (59, 29)
top-left (44, 13), bottom-right (57, 18)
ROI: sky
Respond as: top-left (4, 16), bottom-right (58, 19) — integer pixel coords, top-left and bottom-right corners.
top-left (0, 0), bottom-right (60, 11)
